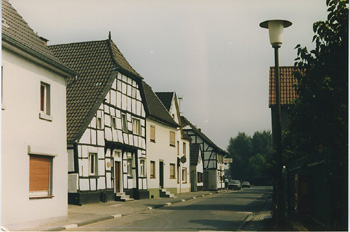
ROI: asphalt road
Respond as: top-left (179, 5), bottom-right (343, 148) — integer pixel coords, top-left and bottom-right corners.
top-left (68, 186), bottom-right (272, 231)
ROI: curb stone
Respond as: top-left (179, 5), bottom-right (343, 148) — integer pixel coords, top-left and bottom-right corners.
top-left (46, 192), bottom-right (216, 231)
top-left (237, 193), bottom-right (272, 231)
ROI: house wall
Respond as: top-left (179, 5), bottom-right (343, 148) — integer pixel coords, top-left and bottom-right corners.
top-left (197, 152), bottom-right (204, 188)
top-left (1, 48), bottom-right (68, 225)
top-left (68, 72), bottom-right (147, 204)
top-left (146, 119), bottom-right (177, 197)
top-left (183, 127), bottom-right (220, 190)
top-left (167, 98), bottom-right (190, 193)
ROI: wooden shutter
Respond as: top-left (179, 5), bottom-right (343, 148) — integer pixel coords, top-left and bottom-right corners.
top-left (170, 131), bottom-right (175, 146)
top-left (30, 155), bottom-right (50, 192)
top-left (150, 125), bottom-right (155, 142)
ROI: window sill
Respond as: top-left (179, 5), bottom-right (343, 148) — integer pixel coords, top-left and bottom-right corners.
top-left (170, 177), bottom-right (176, 179)
top-left (39, 112), bottom-right (53, 121)
top-left (30, 195), bottom-right (54, 199)
top-left (170, 144), bottom-right (175, 147)
top-left (150, 176), bottom-right (155, 179)
top-left (150, 140), bottom-right (156, 143)
top-left (1, 103), bottom-right (6, 110)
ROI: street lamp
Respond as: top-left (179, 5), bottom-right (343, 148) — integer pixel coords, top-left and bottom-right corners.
top-left (260, 19), bottom-right (292, 228)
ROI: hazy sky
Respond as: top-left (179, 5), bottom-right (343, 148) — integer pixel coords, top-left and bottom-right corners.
top-left (9, 0), bottom-right (328, 149)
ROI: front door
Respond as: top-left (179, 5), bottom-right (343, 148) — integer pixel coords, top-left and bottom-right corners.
top-left (159, 161), bottom-right (164, 188)
top-left (115, 161), bottom-right (120, 193)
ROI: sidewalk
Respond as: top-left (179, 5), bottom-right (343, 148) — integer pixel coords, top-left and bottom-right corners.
top-left (3, 190), bottom-right (220, 231)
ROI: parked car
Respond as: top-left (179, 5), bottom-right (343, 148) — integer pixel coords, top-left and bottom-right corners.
top-left (228, 180), bottom-right (241, 190)
top-left (242, 181), bottom-right (251, 188)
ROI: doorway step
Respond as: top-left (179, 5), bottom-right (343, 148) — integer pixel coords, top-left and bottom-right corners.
top-left (115, 192), bottom-right (134, 201)
top-left (160, 189), bottom-right (175, 198)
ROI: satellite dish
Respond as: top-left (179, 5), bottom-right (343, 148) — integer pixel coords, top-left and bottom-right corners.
top-left (180, 156), bottom-right (186, 163)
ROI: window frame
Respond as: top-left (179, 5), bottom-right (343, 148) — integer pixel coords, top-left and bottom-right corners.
top-left (150, 125), bottom-right (156, 142)
top-left (140, 159), bottom-right (146, 177)
top-left (183, 142), bottom-right (186, 156)
top-left (111, 116), bottom-right (117, 129)
top-left (89, 153), bottom-right (98, 176)
top-left (169, 131), bottom-right (175, 147)
top-left (40, 82), bottom-right (50, 115)
top-left (132, 118), bottom-right (141, 136)
top-left (122, 114), bottom-right (128, 132)
top-left (127, 159), bottom-right (133, 177)
top-left (29, 154), bottom-right (53, 198)
top-left (150, 161), bottom-right (156, 178)
top-left (182, 167), bottom-right (187, 183)
top-left (170, 163), bottom-right (176, 179)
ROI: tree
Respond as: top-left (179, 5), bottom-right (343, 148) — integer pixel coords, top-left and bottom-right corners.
top-left (286, 0), bottom-right (348, 229)
top-left (289, 0), bottom-right (348, 157)
top-left (227, 131), bottom-right (273, 185)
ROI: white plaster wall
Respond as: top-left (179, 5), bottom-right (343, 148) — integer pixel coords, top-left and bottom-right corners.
top-left (146, 119), bottom-right (177, 190)
top-left (1, 49), bottom-right (68, 225)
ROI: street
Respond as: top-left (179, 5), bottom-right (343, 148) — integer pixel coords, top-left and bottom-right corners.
top-left (67, 186), bottom-right (272, 231)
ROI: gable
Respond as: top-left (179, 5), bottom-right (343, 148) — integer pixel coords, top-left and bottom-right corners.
top-left (2, 0), bottom-right (74, 77)
top-left (49, 39), bottom-right (143, 142)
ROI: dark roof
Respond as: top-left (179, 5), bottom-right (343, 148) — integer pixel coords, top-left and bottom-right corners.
top-left (49, 39), bottom-right (143, 142)
top-left (269, 66), bottom-right (303, 106)
top-left (181, 116), bottom-right (228, 155)
top-left (190, 144), bottom-right (201, 165)
top-left (1, 0), bottom-right (75, 76)
top-left (140, 82), bottom-right (178, 128)
top-left (155, 92), bottom-right (174, 111)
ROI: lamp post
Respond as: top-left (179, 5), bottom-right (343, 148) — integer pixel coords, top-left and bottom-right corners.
top-left (260, 19), bottom-right (292, 228)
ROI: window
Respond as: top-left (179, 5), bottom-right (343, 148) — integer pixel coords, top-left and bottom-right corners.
top-left (132, 118), bottom-right (141, 135)
top-left (150, 125), bottom-right (155, 142)
top-left (177, 166), bottom-right (180, 184)
top-left (40, 82), bottom-right (50, 115)
top-left (127, 159), bottom-right (133, 176)
top-left (170, 131), bottom-right (175, 147)
top-left (29, 155), bottom-right (52, 198)
top-left (183, 142), bottom-right (186, 156)
top-left (97, 117), bottom-right (102, 129)
top-left (177, 141), bottom-right (179, 155)
top-left (150, 161), bottom-right (156, 178)
top-left (170, 163), bottom-right (175, 179)
top-left (111, 116), bottom-right (117, 129)
top-left (182, 167), bottom-right (187, 183)
top-left (197, 172), bottom-right (203, 183)
top-left (122, 114), bottom-right (128, 132)
top-left (89, 153), bottom-right (97, 176)
top-left (140, 159), bottom-right (146, 177)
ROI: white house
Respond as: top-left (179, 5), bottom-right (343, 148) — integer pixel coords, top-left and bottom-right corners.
top-left (181, 116), bottom-right (228, 190)
top-left (141, 82), bottom-right (179, 198)
top-left (156, 92), bottom-right (191, 193)
top-left (49, 35), bottom-right (149, 204)
top-left (190, 144), bottom-right (204, 191)
top-left (1, 0), bottom-right (76, 226)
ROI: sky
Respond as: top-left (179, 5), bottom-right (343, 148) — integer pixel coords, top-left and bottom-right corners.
top-left (9, 0), bottom-right (328, 149)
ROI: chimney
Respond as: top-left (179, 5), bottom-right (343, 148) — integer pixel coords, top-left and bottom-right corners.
top-left (39, 36), bottom-right (49, 46)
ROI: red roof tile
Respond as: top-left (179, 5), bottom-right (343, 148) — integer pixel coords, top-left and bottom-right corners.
top-left (269, 66), bottom-right (302, 106)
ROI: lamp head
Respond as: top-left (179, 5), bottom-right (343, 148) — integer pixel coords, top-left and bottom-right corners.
top-left (260, 19), bottom-right (292, 47)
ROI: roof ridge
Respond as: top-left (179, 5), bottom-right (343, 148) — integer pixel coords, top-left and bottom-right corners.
top-left (49, 39), bottom-right (109, 47)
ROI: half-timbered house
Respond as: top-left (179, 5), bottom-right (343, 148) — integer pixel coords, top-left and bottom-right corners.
top-left (156, 92), bottom-right (191, 193)
top-left (181, 116), bottom-right (228, 190)
top-left (190, 144), bottom-right (204, 191)
top-left (140, 82), bottom-right (179, 198)
top-left (49, 35), bottom-right (149, 204)
top-left (1, 0), bottom-right (76, 226)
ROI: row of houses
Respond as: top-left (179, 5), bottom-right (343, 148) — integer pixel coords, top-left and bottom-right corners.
top-left (1, 0), bottom-right (228, 227)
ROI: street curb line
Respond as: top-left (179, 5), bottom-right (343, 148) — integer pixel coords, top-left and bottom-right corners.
top-left (48, 192), bottom-right (218, 231)
top-left (236, 193), bottom-right (272, 231)
top-left (64, 224), bottom-right (78, 229)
